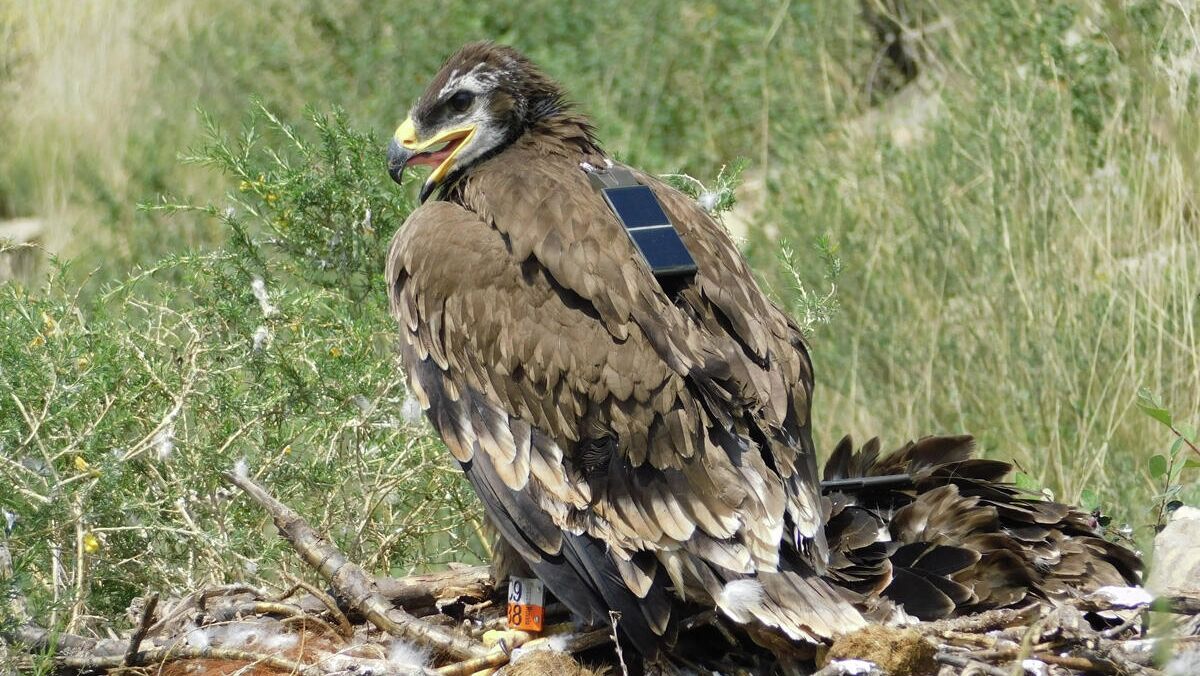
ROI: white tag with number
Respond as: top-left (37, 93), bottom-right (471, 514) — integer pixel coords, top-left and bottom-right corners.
top-left (506, 576), bottom-right (545, 631)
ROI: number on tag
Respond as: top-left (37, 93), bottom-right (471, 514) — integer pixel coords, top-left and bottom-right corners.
top-left (506, 576), bottom-right (545, 631)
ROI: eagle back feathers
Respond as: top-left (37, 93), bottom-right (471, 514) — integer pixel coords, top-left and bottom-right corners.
top-left (387, 43), bottom-right (1142, 661)
top-left (386, 126), bottom-right (844, 652)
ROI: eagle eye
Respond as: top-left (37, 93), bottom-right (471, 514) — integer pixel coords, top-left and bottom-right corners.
top-left (448, 90), bottom-right (475, 113)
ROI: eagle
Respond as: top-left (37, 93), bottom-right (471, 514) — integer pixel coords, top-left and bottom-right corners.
top-left (384, 42), bottom-right (1139, 662)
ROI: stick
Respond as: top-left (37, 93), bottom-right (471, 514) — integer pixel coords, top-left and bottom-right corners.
top-left (1100, 610), bottom-right (1144, 639)
top-left (949, 646), bottom-right (1125, 675)
top-left (1029, 651), bottom-right (1120, 674)
top-left (243, 601), bottom-right (346, 641)
top-left (609, 610), bottom-right (630, 676)
top-left (373, 565), bottom-right (494, 610)
top-left (934, 652), bottom-right (1010, 676)
top-left (147, 583), bottom-right (267, 637)
top-left (434, 627), bottom-right (611, 676)
top-left (920, 606), bottom-right (1038, 634)
top-left (124, 592), bottom-right (159, 666)
top-left (275, 575), bottom-right (355, 638)
top-left (58, 644), bottom-right (323, 675)
top-left (4, 624), bottom-right (98, 654)
top-left (223, 470), bottom-right (487, 660)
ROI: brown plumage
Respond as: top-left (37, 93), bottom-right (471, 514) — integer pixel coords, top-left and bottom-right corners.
top-left (383, 42), bottom-right (1140, 663)
top-left (821, 435), bottom-right (1140, 624)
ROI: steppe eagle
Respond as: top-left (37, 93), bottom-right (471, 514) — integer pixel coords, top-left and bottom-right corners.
top-left (384, 42), bottom-right (1140, 660)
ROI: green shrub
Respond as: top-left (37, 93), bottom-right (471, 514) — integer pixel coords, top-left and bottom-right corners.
top-left (0, 107), bottom-right (482, 630)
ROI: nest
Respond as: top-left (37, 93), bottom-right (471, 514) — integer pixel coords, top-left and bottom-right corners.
top-left (3, 471), bottom-right (1197, 675)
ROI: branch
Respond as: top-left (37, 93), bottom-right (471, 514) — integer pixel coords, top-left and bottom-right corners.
top-left (223, 469), bottom-right (487, 660)
top-left (934, 652), bottom-right (1010, 676)
top-left (435, 626), bottom-right (611, 676)
top-left (919, 606), bottom-right (1038, 634)
top-left (61, 644), bottom-right (323, 675)
top-left (3, 624), bottom-right (99, 654)
top-left (124, 592), bottom-right (158, 665)
top-left (275, 575), bottom-right (355, 638)
top-left (373, 565), bottom-right (493, 610)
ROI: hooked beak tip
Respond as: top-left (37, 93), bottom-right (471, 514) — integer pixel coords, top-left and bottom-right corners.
top-left (386, 138), bottom-right (409, 186)
top-left (387, 136), bottom-right (435, 203)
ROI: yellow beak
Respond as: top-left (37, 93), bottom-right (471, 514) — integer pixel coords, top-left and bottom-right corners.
top-left (391, 117), bottom-right (477, 188)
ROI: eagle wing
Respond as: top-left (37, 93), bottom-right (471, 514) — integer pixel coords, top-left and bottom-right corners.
top-left (387, 159), bottom-right (860, 651)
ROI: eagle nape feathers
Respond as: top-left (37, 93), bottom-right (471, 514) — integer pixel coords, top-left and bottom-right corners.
top-left (383, 42), bottom-right (1140, 669)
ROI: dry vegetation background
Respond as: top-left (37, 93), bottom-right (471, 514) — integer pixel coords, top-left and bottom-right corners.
top-left (1, 0), bottom-right (1198, 656)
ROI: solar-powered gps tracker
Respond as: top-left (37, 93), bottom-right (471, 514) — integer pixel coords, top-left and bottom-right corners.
top-left (587, 166), bottom-right (698, 282)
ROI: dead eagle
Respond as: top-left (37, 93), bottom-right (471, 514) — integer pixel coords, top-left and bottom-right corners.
top-left (384, 42), bottom-right (1139, 658)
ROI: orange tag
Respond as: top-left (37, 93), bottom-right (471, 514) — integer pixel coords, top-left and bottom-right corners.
top-left (506, 576), bottom-right (545, 631)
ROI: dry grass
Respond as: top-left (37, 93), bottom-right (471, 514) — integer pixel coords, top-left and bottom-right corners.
top-left (770, 2), bottom-right (1200, 527)
top-left (0, 1), bottom-right (209, 253)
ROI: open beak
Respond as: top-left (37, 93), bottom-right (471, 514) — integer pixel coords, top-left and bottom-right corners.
top-left (387, 117), bottom-right (476, 203)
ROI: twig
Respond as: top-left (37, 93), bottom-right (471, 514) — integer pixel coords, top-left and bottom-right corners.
top-left (119, 335), bottom-right (201, 463)
top-left (609, 610), bottom-right (629, 676)
top-left (1013, 616), bottom-right (1046, 675)
top-left (146, 585), bottom-right (261, 638)
top-left (276, 575), bottom-right (355, 638)
top-left (3, 624), bottom-right (98, 654)
top-left (1169, 423), bottom-right (1200, 460)
top-left (59, 644), bottom-right (323, 675)
top-left (1029, 650), bottom-right (1120, 674)
top-left (1101, 610), bottom-right (1144, 639)
top-left (949, 645), bottom-right (1125, 675)
top-left (146, 584), bottom-right (267, 638)
top-left (199, 583), bottom-right (270, 607)
top-left (239, 601), bottom-right (345, 641)
top-left (935, 652), bottom-right (1010, 676)
top-left (433, 650), bottom-right (511, 676)
top-left (434, 627), bottom-right (611, 676)
top-left (124, 592), bottom-right (159, 665)
top-left (933, 630), bottom-right (1020, 651)
top-left (277, 612), bottom-right (346, 640)
top-left (920, 606), bottom-right (1039, 634)
top-left (223, 469), bottom-right (487, 660)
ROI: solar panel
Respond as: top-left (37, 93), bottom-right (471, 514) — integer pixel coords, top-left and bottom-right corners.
top-left (601, 185), bottom-right (698, 278)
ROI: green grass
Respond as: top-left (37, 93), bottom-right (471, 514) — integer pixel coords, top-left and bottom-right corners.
top-left (1, 0), bottom-right (1198, 644)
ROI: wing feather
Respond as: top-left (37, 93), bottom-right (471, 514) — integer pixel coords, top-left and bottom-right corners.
top-left (386, 144), bottom-right (856, 650)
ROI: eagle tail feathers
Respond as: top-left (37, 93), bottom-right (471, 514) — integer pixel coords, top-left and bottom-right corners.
top-left (818, 434), bottom-right (1142, 623)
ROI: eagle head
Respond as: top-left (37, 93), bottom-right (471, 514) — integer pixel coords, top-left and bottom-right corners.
top-left (387, 42), bottom-right (568, 203)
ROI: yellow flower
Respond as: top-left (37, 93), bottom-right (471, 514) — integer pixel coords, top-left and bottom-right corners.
top-left (76, 356), bottom-right (90, 369)
top-left (28, 335), bottom-right (44, 348)
top-left (282, 444), bottom-right (292, 455)
top-left (83, 532), bottom-right (101, 554)
top-left (239, 180), bottom-right (251, 192)
top-left (74, 456), bottom-right (90, 473)
top-left (328, 346), bottom-right (343, 358)
top-left (41, 311), bottom-right (58, 334)
top-left (265, 193), bottom-right (278, 204)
